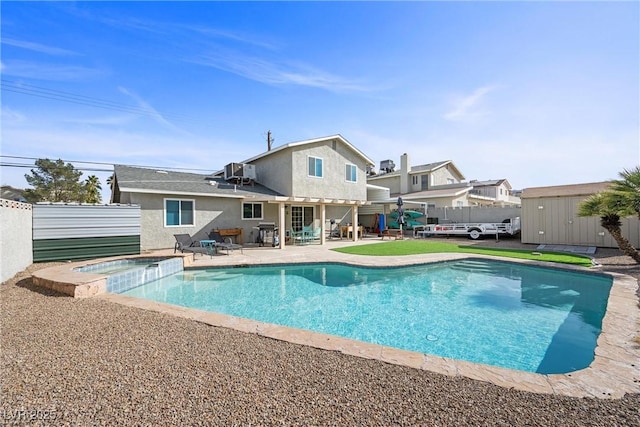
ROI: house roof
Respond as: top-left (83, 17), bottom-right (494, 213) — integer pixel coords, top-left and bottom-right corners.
top-left (223, 134), bottom-right (375, 172)
top-left (391, 185), bottom-right (472, 200)
top-left (113, 165), bottom-right (282, 199)
top-left (521, 182), bottom-right (612, 199)
top-left (409, 160), bottom-right (454, 174)
top-left (368, 159), bottom-right (465, 181)
top-left (470, 179), bottom-right (511, 189)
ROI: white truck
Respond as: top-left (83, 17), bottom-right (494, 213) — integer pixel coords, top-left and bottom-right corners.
top-left (415, 217), bottom-right (521, 240)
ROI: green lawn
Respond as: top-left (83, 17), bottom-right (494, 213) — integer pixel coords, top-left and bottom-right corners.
top-left (332, 240), bottom-right (594, 267)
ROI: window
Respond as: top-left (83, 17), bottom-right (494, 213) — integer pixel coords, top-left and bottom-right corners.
top-left (308, 156), bottom-right (323, 178)
top-left (345, 164), bottom-right (357, 182)
top-left (412, 176), bottom-right (418, 185)
top-left (165, 199), bottom-right (194, 226)
top-left (242, 202), bottom-right (263, 220)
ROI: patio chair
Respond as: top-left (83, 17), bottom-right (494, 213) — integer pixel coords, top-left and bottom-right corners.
top-left (290, 228), bottom-right (306, 245)
top-left (208, 231), bottom-right (244, 255)
top-left (304, 225), bottom-right (322, 243)
top-left (173, 233), bottom-right (212, 258)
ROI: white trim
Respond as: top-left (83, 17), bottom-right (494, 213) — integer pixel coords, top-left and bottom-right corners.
top-left (241, 201), bottom-right (264, 220)
top-left (119, 187), bottom-right (246, 199)
top-left (345, 163), bottom-right (357, 183)
top-left (237, 134), bottom-right (375, 167)
top-left (307, 155), bottom-right (324, 178)
top-left (163, 197), bottom-right (196, 227)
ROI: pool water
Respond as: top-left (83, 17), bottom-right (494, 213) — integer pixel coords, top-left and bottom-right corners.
top-left (122, 259), bottom-right (613, 374)
top-left (75, 257), bottom-right (183, 293)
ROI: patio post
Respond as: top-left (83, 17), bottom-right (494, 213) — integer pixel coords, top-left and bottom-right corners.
top-left (320, 203), bottom-right (326, 245)
top-left (278, 201), bottom-right (286, 249)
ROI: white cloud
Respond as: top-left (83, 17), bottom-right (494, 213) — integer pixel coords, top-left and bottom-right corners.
top-left (1, 37), bottom-right (78, 56)
top-left (1, 60), bottom-right (106, 81)
top-left (190, 51), bottom-right (370, 93)
top-left (0, 106), bottom-right (26, 124)
top-left (443, 85), bottom-right (499, 122)
top-left (117, 87), bottom-right (193, 135)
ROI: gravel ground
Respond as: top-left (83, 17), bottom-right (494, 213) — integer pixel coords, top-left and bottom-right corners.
top-left (1, 241), bottom-right (639, 426)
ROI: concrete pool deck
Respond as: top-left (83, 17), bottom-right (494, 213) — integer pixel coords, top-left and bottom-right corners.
top-left (33, 239), bottom-right (640, 399)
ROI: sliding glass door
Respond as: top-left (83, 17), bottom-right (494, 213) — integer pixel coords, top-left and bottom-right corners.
top-left (291, 206), bottom-right (314, 231)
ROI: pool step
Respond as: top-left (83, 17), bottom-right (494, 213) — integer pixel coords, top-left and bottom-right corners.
top-left (449, 260), bottom-right (506, 275)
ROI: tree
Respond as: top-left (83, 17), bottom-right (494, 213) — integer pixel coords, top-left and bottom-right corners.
top-left (23, 158), bottom-right (85, 203)
top-left (578, 190), bottom-right (640, 263)
top-left (84, 175), bottom-right (102, 204)
top-left (609, 166), bottom-right (640, 218)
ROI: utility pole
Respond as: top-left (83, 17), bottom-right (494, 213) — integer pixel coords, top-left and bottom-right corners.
top-left (267, 130), bottom-right (273, 151)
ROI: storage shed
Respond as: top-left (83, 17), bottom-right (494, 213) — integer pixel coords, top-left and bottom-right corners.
top-left (520, 182), bottom-right (640, 248)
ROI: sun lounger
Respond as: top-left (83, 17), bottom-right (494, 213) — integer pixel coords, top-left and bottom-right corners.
top-left (208, 231), bottom-right (244, 255)
top-left (173, 233), bottom-right (212, 258)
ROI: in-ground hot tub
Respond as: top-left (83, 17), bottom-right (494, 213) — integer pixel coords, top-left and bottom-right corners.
top-left (74, 257), bottom-right (183, 293)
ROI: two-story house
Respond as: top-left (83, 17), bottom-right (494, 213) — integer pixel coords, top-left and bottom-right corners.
top-left (468, 179), bottom-right (521, 206)
top-left (111, 135), bottom-right (373, 250)
top-left (367, 153), bottom-right (471, 209)
top-left (367, 153), bottom-right (520, 208)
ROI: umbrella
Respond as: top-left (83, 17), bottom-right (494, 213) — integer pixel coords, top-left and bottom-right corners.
top-left (396, 197), bottom-right (405, 236)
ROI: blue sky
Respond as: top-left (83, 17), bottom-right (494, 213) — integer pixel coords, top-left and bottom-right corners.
top-left (1, 1), bottom-right (638, 200)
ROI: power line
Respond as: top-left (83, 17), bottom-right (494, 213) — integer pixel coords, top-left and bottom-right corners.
top-left (0, 155), bottom-right (216, 174)
top-left (0, 162), bottom-right (113, 173)
top-left (0, 79), bottom-right (202, 124)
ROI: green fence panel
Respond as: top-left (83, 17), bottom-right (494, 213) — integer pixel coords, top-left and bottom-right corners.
top-left (33, 235), bottom-right (141, 262)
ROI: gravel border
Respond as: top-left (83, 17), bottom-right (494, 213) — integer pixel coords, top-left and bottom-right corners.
top-left (2, 242), bottom-right (639, 426)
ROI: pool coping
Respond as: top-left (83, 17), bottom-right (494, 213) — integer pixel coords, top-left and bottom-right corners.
top-left (32, 249), bottom-right (640, 398)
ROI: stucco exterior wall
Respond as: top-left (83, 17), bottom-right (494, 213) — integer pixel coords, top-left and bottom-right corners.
top-left (251, 149), bottom-right (293, 196)
top-left (129, 193), bottom-right (280, 250)
top-left (408, 173), bottom-right (426, 193)
top-left (431, 167), bottom-right (460, 186)
top-left (368, 175), bottom-right (400, 195)
top-left (289, 140), bottom-right (368, 200)
top-left (1, 199), bottom-right (33, 283)
top-left (521, 195), bottom-right (640, 247)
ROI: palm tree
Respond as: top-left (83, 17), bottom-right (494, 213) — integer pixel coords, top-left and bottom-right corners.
top-left (84, 175), bottom-right (102, 204)
top-left (578, 191), bottom-right (640, 263)
top-left (609, 166), bottom-right (640, 218)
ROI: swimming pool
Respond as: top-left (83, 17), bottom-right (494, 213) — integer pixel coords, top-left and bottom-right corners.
top-left (121, 259), bottom-right (613, 374)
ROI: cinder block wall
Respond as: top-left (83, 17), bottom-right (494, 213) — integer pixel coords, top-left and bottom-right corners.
top-left (1, 199), bottom-right (33, 283)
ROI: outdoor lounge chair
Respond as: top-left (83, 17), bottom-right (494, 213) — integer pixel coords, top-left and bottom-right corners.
top-left (208, 231), bottom-right (244, 255)
top-left (173, 233), bottom-right (212, 257)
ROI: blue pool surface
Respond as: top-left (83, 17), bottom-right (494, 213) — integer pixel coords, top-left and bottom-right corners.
top-left (122, 259), bottom-right (613, 374)
top-left (75, 257), bottom-right (183, 293)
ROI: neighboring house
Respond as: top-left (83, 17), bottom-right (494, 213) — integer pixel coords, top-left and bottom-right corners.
top-left (468, 179), bottom-right (521, 206)
top-left (367, 154), bottom-right (466, 197)
top-left (111, 135), bottom-right (373, 250)
top-left (520, 182), bottom-right (640, 248)
top-left (366, 153), bottom-right (520, 208)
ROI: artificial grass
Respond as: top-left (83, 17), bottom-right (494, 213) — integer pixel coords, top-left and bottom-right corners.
top-left (332, 240), bottom-right (594, 267)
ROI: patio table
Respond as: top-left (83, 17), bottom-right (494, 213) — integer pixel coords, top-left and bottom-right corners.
top-left (199, 240), bottom-right (217, 257)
